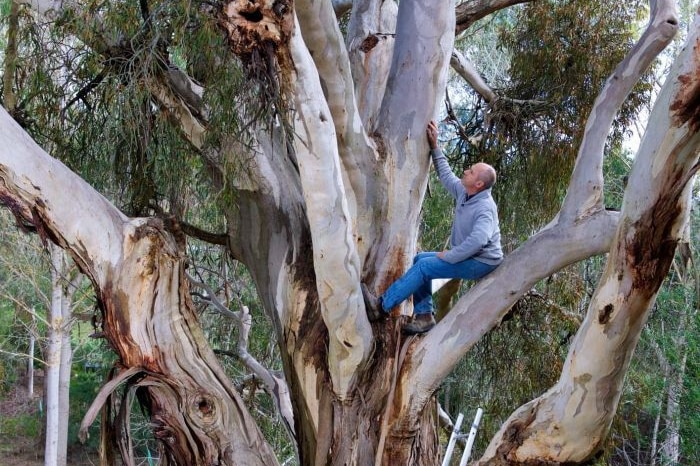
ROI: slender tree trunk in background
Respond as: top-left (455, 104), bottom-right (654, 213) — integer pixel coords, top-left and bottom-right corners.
top-left (44, 245), bottom-right (64, 466)
top-left (661, 300), bottom-right (692, 464)
top-left (27, 312), bottom-right (35, 398)
top-left (649, 376), bottom-right (664, 466)
top-left (660, 240), bottom-right (696, 465)
top-left (57, 303), bottom-right (72, 466)
top-left (2, 0), bottom-right (19, 112)
top-left (57, 254), bottom-right (80, 466)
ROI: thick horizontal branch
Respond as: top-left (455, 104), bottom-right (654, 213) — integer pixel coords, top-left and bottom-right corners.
top-left (180, 221), bottom-right (228, 246)
top-left (455, 0), bottom-right (535, 35)
top-left (0, 107), bottom-right (128, 285)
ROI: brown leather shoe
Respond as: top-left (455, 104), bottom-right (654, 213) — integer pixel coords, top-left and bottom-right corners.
top-left (361, 283), bottom-right (387, 322)
top-left (402, 313), bottom-right (436, 335)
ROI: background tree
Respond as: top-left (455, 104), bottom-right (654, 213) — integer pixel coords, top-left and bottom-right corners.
top-left (1, 1), bottom-right (698, 465)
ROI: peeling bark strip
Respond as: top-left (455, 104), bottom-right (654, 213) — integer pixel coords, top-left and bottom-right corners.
top-left (670, 34), bottom-right (700, 131)
top-left (0, 188), bottom-right (35, 233)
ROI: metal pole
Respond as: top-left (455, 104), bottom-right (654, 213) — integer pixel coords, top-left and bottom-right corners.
top-left (459, 408), bottom-right (483, 466)
top-left (441, 412), bottom-right (464, 466)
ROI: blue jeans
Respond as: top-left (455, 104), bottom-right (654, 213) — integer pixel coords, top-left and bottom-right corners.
top-left (381, 252), bottom-right (498, 315)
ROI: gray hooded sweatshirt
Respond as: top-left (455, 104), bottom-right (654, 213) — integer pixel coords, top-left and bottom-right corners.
top-left (430, 148), bottom-right (503, 265)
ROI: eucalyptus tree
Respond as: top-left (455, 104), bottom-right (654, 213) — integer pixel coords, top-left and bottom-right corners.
top-left (0, 2), bottom-right (699, 466)
top-left (45, 244), bottom-right (84, 466)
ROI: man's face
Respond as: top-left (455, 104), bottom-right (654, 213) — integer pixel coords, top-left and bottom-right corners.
top-left (461, 165), bottom-right (483, 193)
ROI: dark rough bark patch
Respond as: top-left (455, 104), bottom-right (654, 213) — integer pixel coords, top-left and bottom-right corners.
top-left (0, 182), bottom-right (96, 278)
top-left (162, 214), bottom-right (187, 250)
top-left (670, 35), bottom-right (700, 132)
top-left (100, 283), bottom-right (143, 366)
top-left (490, 402), bottom-right (538, 464)
top-left (148, 398), bottom-right (200, 465)
top-left (597, 304), bottom-right (614, 324)
top-left (180, 220), bottom-right (228, 246)
top-left (218, 0), bottom-right (295, 97)
top-left (291, 224), bottom-right (328, 370)
top-left (371, 132), bottom-right (388, 162)
top-left (219, 0), bottom-right (294, 56)
top-left (360, 34), bottom-right (379, 53)
top-left (0, 188), bottom-right (36, 233)
top-left (374, 339), bottom-right (439, 465)
top-left (380, 247), bottom-right (409, 316)
top-left (382, 400), bottom-right (439, 466)
top-left (0, 183), bottom-right (58, 246)
top-left (628, 191), bottom-right (681, 296)
top-left (285, 222), bottom-right (331, 465)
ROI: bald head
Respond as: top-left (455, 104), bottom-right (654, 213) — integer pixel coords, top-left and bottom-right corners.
top-left (474, 163), bottom-right (497, 190)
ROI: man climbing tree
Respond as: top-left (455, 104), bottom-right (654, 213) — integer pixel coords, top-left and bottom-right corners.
top-left (362, 120), bottom-right (503, 335)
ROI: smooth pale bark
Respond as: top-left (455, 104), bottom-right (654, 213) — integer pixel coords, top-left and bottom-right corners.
top-left (560, 0), bottom-right (680, 222)
top-left (58, 254), bottom-right (81, 466)
top-left (346, 0), bottom-right (398, 129)
top-left (213, 128), bottom-right (329, 462)
top-left (148, 76), bottom-right (207, 150)
top-left (295, 0), bottom-right (378, 263)
top-left (45, 244), bottom-right (77, 466)
top-left (451, 50), bottom-right (497, 103)
top-left (287, 15), bottom-right (372, 399)
top-left (57, 312), bottom-right (71, 466)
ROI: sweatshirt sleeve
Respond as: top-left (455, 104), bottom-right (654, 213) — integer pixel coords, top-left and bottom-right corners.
top-left (442, 209), bottom-right (496, 264)
top-left (430, 148), bottom-right (463, 199)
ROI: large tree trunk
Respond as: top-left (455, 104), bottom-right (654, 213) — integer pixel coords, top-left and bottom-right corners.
top-left (0, 108), bottom-right (280, 465)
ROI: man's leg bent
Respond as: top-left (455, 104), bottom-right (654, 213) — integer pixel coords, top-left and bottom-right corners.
top-left (412, 252), bottom-right (439, 314)
top-left (382, 254), bottom-right (455, 312)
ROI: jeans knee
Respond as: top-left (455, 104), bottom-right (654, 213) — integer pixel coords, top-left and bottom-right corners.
top-left (414, 252), bottom-right (435, 265)
top-left (414, 259), bottom-right (432, 279)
